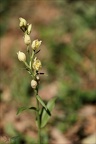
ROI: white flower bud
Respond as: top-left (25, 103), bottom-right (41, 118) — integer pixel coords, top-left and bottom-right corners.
top-left (27, 24), bottom-right (32, 34)
top-left (19, 17), bottom-right (27, 27)
top-left (24, 34), bottom-right (31, 45)
top-left (31, 80), bottom-right (37, 89)
top-left (17, 51), bottom-right (26, 62)
top-left (31, 39), bottom-right (42, 50)
top-left (36, 75), bottom-right (40, 80)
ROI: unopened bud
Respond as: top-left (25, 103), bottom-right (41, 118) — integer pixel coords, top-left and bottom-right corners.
top-left (19, 17), bottom-right (27, 27)
top-left (24, 34), bottom-right (31, 45)
top-left (31, 80), bottom-right (37, 89)
top-left (17, 51), bottom-right (26, 62)
top-left (36, 75), bottom-right (40, 80)
top-left (27, 24), bottom-right (32, 34)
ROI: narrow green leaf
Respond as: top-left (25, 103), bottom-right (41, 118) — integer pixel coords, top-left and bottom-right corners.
top-left (36, 95), bottom-right (47, 110)
top-left (17, 107), bottom-right (28, 115)
top-left (41, 97), bottom-right (57, 128)
top-left (17, 106), bottom-right (37, 115)
top-left (29, 107), bottom-right (37, 111)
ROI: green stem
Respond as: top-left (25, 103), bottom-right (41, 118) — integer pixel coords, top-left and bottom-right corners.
top-left (30, 50), bottom-right (35, 67)
top-left (35, 90), bottom-right (41, 144)
top-left (27, 45), bottom-right (29, 53)
top-left (24, 61), bottom-right (30, 69)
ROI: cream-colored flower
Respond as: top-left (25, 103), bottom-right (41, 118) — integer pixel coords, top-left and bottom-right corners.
top-left (24, 34), bottom-right (31, 45)
top-left (31, 39), bottom-right (42, 50)
top-left (31, 80), bottom-right (37, 89)
top-left (27, 24), bottom-right (32, 34)
top-left (19, 17), bottom-right (27, 27)
top-left (33, 57), bottom-right (42, 71)
top-left (17, 51), bottom-right (26, 62)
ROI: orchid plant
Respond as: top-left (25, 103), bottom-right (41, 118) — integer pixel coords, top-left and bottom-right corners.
top-left (17, 18), bottom-right (56, 144)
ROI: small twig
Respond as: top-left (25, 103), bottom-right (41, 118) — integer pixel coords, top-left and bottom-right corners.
top-left (39, 72), bottom-right (45, 75)
top-left (35, 49), bottom-right (41, 55)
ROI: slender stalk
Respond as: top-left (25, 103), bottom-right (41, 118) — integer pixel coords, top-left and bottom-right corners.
top-left (37, 97), bottom-right (41, 144)
top-left (24, 61), bottom-right (30, 69)
top-left (30, 50), bottom-right (35, 68)
top-left (35, 90), bottom-right (41, 144)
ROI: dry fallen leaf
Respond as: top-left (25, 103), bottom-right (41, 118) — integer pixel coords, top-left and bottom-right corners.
top-left (50, 128), bottom-right (71, 144)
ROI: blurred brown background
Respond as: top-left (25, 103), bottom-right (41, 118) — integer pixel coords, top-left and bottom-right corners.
top-left (0, 0), bottom-right (96, 144)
